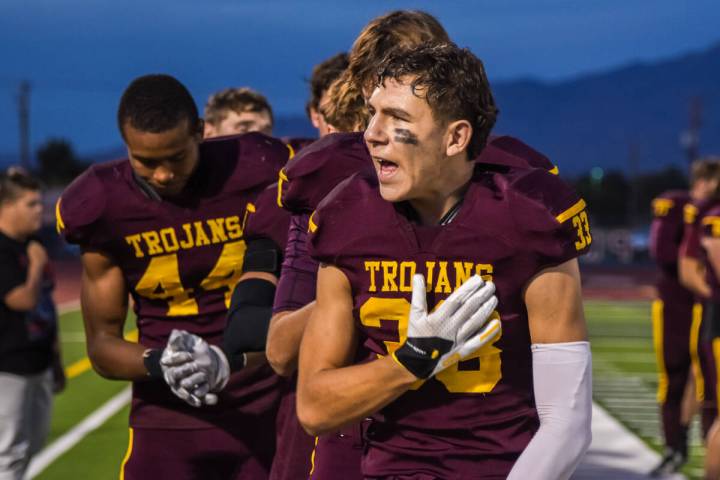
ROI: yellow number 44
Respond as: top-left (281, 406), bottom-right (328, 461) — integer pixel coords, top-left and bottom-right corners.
top-left (134, 240), bottom-right (246, 316)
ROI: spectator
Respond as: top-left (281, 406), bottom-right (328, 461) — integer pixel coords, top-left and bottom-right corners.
top-left (0, 167), bottom-right (64, 480)
top-left (204, 87), bottom-right (274, 137)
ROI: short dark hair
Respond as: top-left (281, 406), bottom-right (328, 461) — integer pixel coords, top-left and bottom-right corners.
top-left (306, 52), bottom-right (349, 117)
top-left (376, 42), bottom-right (498, 159)
top-left (0, 167), bottom-right (41, 204)
top-left (690, 156), bottom-right (720, 185)
top-left (117, 74), bottom-right (199, 138)
top-left (204, 87), bottom-right (274, 127)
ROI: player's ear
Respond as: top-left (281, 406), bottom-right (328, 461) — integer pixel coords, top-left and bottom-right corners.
top-left (445, 120), bottom-right (472, 158)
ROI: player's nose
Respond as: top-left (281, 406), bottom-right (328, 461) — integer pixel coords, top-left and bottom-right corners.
top-left (153, 166), bottom-right (175, 184)
top-left (364, 116), bottom-right (387, 147)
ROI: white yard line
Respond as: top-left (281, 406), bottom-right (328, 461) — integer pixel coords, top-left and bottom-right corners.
top-left (25, 387), bottom-right (131, 479)
top-left (573, 402), bottom-right (685, 480)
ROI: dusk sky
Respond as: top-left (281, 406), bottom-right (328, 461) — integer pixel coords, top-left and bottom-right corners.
top-left (1, 0), bottom-right (719, 159)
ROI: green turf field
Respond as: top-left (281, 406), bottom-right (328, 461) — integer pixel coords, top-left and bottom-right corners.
top-left (587, 301), bottom-right (705, 480)
top-left (34, 301), bottom-right (708, 479)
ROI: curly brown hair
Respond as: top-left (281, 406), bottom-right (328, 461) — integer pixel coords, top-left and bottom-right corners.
top-left (321, 71), bottom-right (368, 132)
top-left (349, 11), bottom-right (449, 95)
top-left (376, 42), bottom-right (499, 159)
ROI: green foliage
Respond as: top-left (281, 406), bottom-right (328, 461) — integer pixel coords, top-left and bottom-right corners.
top-left (573, 167), bottom-right (688, 227)
top-left (35, 138), bottom-right (87, 186)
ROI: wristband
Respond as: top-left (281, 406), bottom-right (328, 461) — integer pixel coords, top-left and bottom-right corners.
top-left (143, 348), bottom-right (163, 379)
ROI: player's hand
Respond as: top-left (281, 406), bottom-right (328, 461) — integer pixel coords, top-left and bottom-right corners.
top-left (393, 274), bottom-right (501, 379)
top-left (160, 330), bottom-right (230, 407)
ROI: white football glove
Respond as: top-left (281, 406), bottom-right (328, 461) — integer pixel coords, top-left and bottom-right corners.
top-left (392, 274), bottom-right (501, 379)
top-left (160, 329), bottom-right (230, 408)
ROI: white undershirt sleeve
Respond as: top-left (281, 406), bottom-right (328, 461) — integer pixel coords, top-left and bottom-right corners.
top-left (507, 341), bottom-right (593, 480)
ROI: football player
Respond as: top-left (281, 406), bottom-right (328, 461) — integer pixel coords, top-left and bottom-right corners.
top-left (203, 86), bottom-right (274, 137)
top-left (165, 49), bottom-right (356, 480)
top-left (307, 53), bottom-right (349, 137)
top-left (56, 74), bottom-right (290, 479)
top-left (297, 43), bottom-right (593, 479)
top-left (697, 197), bottom-right (720, 479)
top-left (650, 158), bottom-right (720, 475)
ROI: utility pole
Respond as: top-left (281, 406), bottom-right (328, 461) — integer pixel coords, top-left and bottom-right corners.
top-left (680, 97), bottom-right (702, 165)
top-left (18, 80), bottom-right (30, 169)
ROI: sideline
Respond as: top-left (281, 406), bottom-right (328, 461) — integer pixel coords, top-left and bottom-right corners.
top-left (25, 387), bottom-right (132, 479)
top-left (573, 403), bottom-right (686, 479)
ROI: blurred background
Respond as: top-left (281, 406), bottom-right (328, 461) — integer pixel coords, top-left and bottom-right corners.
top-left (2, 1), bottom-right (719, 478)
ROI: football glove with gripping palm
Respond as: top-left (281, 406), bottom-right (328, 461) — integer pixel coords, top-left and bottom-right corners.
top-left (160, 329), bottom-right (230, 407)
top-left (393, 274), bottom-right (501, 379)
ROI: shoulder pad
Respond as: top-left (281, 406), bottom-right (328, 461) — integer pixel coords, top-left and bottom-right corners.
top-left (244, 182), bottom-right (292, 251)
top-left (57, 162), bottom-right (114, 246)
top-left (308, 172), bottom-right (390, 265)
top-left (201, 132), bottom-right (290, 191)
top-left (502, 168), bottom-right (592, 264)
top-left (283, 137), bottom-right (316, 156)
top-left (280, 132), bottom-right (372, 214)
top-left (477, 135), bottom-right (557, 174)
top-left (701, 203), bottom-right (720, 238)
top-left (649, 189), bottom-right (689, 221)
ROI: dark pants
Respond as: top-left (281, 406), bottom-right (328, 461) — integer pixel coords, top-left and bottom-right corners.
top-left (652, 290), bottom-right (695, 453)
top-left (121, 425), bottom-right (275, 480)
top-left (309, 423), bottom-right (364, 480)
top-left (701, 301), bottom-right (720, 437)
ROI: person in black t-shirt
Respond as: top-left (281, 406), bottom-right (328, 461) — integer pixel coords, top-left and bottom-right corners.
top-left (0, 167), bottom-right (64, 480)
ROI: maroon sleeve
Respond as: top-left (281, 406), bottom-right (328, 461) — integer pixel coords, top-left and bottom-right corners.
top-left (243, 183), bottom-right (291, 251)
top-left (507, 169), bottom-right (592, 267)
top-left (280, 132), bottom-right (371, 214)
top-left (56, 165), bottom-right (110, 250)
top-left (272, 214), bottom-right (319, 313)
top-left (679, 203), bottom-right (702, 259)
top-left (478, 135), bottom-right (557, 173)
top-left (701, 206), bottom-right (720, 240)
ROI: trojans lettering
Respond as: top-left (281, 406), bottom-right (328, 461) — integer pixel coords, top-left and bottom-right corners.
top-left (364, 260), bottom-right (494, 293)
top-left (125, 215), bottom-right (242, 258)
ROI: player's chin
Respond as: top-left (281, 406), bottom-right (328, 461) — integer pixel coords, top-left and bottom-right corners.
top-left (378, 182), bottom-right (410, 203)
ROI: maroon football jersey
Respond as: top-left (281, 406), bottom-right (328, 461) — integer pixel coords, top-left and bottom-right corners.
top-left (700, 203), bottom-right (720, 301)
top-left (308, 167), bottom-right (591, 478)
top-left (57, 133), bottom-right (290, 429)
top-left (244, 182), bottom-right (291, 250)
top-left (650, 190), bottom-right (691, 273)
top-left (680, 198), bottom-right (715, 261)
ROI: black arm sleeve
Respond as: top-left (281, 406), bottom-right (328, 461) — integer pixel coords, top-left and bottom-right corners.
top-left (223, 278), bottom-right (277, 370)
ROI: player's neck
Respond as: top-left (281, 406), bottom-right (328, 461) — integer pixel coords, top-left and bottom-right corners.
top-left (408, 161), bottom-right (473, 226)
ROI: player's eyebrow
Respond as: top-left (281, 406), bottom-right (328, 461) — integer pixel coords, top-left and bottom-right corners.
top-left (133, 149), bottom-right (186, 163)
top-left (381, 107), bottom-right (412, 121)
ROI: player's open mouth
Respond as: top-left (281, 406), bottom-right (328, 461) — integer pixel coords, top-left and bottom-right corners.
top-left (376, 158), bottom-right (399, 181)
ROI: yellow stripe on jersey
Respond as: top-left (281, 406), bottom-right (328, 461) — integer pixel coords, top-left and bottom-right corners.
top-left (555, 199), bottom-right (587, 224)
top-left (55, 199), bottom-right (65, 233)
top-left (277, 169), bottom-right (289, 208)
top-left (684, 203), bottom-right (698, 224)
top-left (308, 211), bottom-right (318, 233)
top-left (652, 300), bottom-right (669, 404)
top-left (308, 436), bottom-right (319, 476)
top-left (548, 165), bottom-right (559, 175)
top-left (119, 428), bottom-right (134, 480)
top-left (690, 303), bottom-right (705, 401)
top-left (714, 338), bottom-right (720, 411)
